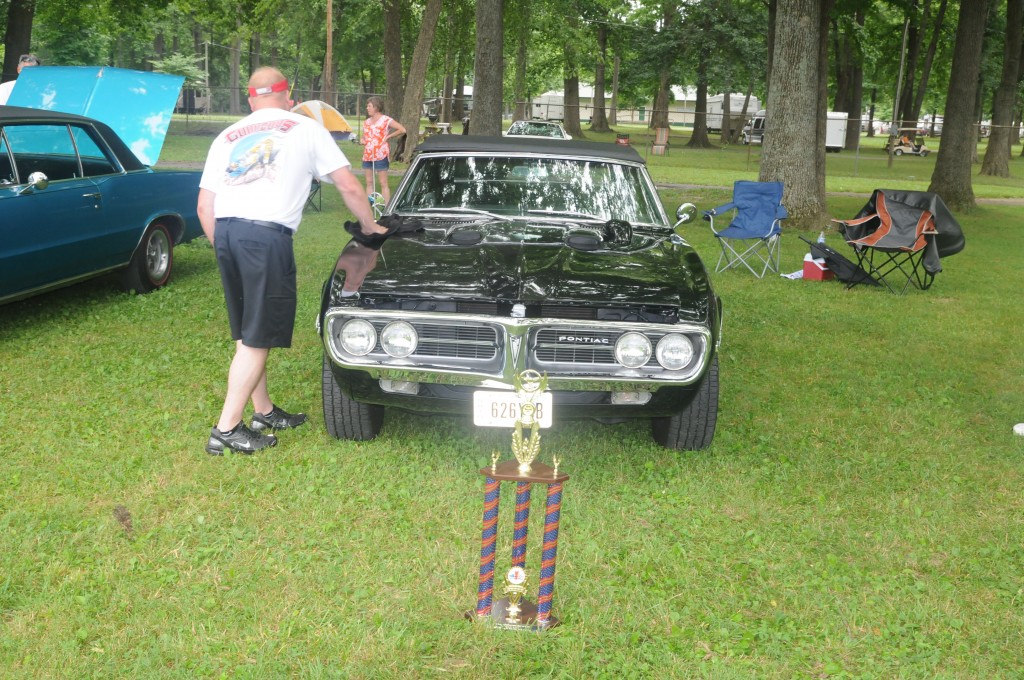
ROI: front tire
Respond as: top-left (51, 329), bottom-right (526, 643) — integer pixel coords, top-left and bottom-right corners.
top-left (322, 353), bottom-right (384, 440)
top-left (122, 221), bottom-right (173, 293)
top-left (651, 355), bottom-right (719, 450)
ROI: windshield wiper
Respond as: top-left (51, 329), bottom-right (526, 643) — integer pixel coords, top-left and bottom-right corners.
top-left (527, 209), bottom-right (604, 222)
top-left (417, 206), bottom-right (503, 220)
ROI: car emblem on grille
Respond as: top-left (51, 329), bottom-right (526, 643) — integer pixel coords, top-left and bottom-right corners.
top-left (557, 335), bottom-right (609, 344)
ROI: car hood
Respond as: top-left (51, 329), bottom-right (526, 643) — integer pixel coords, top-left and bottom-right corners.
top-left (327, 218), bottom-right (714, 321)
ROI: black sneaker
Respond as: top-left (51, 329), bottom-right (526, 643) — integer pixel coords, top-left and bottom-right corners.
top-left (206, 423), bottom-right (278, 455)
top-left (251, 405), bottom-right (308, 432)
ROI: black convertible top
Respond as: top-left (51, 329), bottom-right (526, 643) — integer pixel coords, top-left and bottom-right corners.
top-left (415, 134), bottom-right (645, 164)
top-left (0, 104), bottom-right (146, 171)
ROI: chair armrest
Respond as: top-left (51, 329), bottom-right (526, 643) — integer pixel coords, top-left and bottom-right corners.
top-left (776, 205), bottom-right (789, 220)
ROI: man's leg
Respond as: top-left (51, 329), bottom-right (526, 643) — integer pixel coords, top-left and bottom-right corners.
top-left (217, 341), bottom-right (270, 432)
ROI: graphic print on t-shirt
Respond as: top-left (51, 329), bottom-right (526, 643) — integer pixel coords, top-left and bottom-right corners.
top-left (224, 131), bottom-right (281, 186)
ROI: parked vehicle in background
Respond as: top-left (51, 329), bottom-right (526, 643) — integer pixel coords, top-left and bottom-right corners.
top-left (918, 115), bottom-right (943, 137)
top-left (319, 135), bottom-right (722, 451)
top-left (706, 93), bottom-right (760, 135)
top-left (503, 119), bottom-right (572, 140)
top-left (742, 110), bottom-right (849, 152)
top-left (742, 110), bottom-right (766, 145)
top-left (0, 105), bottom-right (203, 304)
top-left (825, 112), bottom-right (848, 152)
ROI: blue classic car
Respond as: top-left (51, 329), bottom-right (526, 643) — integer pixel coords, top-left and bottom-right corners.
top-left (0, 105), bottom-right (202, 303)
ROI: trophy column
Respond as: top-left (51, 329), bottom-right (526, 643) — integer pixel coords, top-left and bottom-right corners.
top-left (475, 476), bottom-right (501, 617)
top-left (511, 482), bottom-right (532, 568)
top-left (536, 480), bottom-right (563, 625)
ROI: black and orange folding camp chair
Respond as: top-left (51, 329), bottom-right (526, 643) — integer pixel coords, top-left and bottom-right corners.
top-left (832, 189), bottom-right (964, 294)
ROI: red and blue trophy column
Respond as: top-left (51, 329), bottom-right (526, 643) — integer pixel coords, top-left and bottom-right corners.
top-left (475, 476), bottom-right (501, 617)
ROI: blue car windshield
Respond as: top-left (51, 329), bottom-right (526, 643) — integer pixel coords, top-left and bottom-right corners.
top-left (393, 155), bottom-right (666, 226)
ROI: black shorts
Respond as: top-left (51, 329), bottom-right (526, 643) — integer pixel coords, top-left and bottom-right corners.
top-left (214, 217), bottom-right (297, 349)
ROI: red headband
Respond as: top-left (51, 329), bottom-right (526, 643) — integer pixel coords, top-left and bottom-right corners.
top-left (247, 79), bottom-right (289, 97)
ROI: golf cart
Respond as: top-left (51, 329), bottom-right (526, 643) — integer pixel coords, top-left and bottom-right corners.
top-left (886, 128), bottom-right (930, 157)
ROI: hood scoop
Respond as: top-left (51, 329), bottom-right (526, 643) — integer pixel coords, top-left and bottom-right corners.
top-left (564, 220), bottom-right (633, 251)
top-left (447, 227), bottom-right (485, 246)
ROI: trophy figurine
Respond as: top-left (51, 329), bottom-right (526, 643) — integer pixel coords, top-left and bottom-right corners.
top-left (468, 370), bottom-right (569, 631)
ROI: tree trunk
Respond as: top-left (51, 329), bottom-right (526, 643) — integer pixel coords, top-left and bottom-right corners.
top-left (609, 54), bottom-right (620, 126)
top-left (650, 0), bottom-right (676, 130)
top-left (590, 23), bottom-right (611, 133)
top-left (651, 71), bottom-right (671, 130)
top-left (687, 63), bottom-right (711, 148)
top-left (441, 73), bottom-right (454, 123)
top-left (154, 31), bottom-right (166, 63)
top-left (980, 0), bottom-right (1023, 177)
top-left (765, 0), bottom-right (777, 102)
top-left (897, 2), bottom-right (924, 128)
top-left (563, 75), bottom-right (584, 136)
top-left (398, 0), bottom-right (443, 161)
top-left (229, 14), bottom-right (242, 116)
top-left (472, 0), bottom-right (504, 136)
top-left (927, 1), bottom-right (990, 211)
top-left (911, 0), bottom-right (948, 125)
top-left (511, 0), bottom-right (530, 121)
top-left (844, 9), bottom-right (865, 151)
top-left (562, 15), bottom-right (585, 138)
top-left (383, 0), bottom-right (405, 117)
top-left (2, 0), bottom-right (35, 84)
top-left (759, 0), bottom-right (828, 230)
top-left (321, 0), bottom-right (334, 105)
top-left (866, 87), bottom-right (877, 137)
top-left (719, 81), bottom-right (732, 145)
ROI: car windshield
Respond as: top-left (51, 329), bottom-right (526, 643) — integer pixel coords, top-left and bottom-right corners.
top-left (392, 154), bottom-right (665, 226)
top-left (508, 122), bottom-right (561, 138)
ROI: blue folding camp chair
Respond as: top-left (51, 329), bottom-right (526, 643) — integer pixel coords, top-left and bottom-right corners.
top-left (704, 180), bottom-right (787, 278)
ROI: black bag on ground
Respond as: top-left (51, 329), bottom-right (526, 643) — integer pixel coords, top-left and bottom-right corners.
top-left (798, 236), bottom-right (879, 286)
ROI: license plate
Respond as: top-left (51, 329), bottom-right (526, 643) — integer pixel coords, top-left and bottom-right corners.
top-left (473, 391), bottom-right (553, 428)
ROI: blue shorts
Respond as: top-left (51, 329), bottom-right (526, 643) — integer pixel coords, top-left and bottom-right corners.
top-left (362, 158), bottom-right (389, 171)
top-left (214, 217), bottom-right (297, 349)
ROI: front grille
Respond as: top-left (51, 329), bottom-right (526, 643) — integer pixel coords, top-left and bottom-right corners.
top-left (410, 323), bottom-right (497, 359)
top-left (534, 328), bottom-right (619, 364)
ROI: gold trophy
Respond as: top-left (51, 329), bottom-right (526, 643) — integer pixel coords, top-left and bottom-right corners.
top-left (503, 566), bottom-right (528, 624)
top-left (469, 370), bottom-right (569, 631)
top-left (511, 370), bottom-right (546, 475)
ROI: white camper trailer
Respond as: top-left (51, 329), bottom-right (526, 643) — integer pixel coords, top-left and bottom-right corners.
top-left (742, 110), bottom-right (850, 152)
top-left (706, 93), bottom-right (760, 134)
top-left (825, 111), bottom-right (848, 152)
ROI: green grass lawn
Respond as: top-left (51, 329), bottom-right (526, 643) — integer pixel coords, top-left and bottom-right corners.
top-left (1, 120), bottom-right (1022, 677)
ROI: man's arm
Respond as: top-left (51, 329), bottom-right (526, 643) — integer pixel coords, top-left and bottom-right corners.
top-left (327, 166), bottom-right (385, 235)
top-left (197, 188), bottom-right (217, 242)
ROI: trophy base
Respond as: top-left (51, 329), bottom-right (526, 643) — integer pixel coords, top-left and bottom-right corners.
top-left (465, 598), bottom-right (560, 631)
top-left (479, 460), bottom-right (569, 484)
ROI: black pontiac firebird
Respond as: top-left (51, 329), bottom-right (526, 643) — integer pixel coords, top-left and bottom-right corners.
top-left (318, 135), bottom-right (721, 450)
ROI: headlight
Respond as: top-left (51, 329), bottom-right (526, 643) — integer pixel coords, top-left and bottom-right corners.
top-left (614, 332), bottom-right (652, 368)
top-left (339, 319), bottom-right (376, 356)
top-left (656, 334), bottom-right (694, 370)
top-left (380, 321), bottom-right (418, 358)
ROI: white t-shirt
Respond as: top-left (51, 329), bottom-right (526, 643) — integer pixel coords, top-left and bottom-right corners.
top-left (199, 107), bottom-right (349, 230)
top-left (0, 80), bottom-right (16, 106)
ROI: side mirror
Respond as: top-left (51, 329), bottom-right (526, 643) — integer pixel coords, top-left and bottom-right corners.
top-left (673, 203), bottom-right (697, 230)
top-left (17, 171), bottom-right (49, 195)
